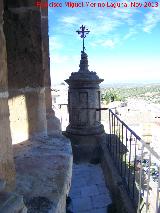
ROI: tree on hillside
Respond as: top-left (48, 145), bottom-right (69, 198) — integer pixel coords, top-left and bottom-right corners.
top-left (102, 89), bottom-right (122, 104)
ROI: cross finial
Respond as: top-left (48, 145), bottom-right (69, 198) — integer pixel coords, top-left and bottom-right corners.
top-left (76, 25), bottom-right (90, 53)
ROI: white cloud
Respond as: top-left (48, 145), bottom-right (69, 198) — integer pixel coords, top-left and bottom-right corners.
top-left (54, 5), bottom-right (142, 43)
top-left (89, 17), bottom-right (122, 35)
top-left (112, 9), bottom-right (132, 19)
top-left (90, 37), bottom-right (119, 48)
top-left (50, 54), bottom-right (69, 64)
top-left (102, 39), bottom-right (115, 48)
top-left (49, 36), bottom-right (63, 52)
top-left (123, 28), bottom-right (138, 40)
top-left (61, 16), bottom-right (79, 25)
top-left (58, 6), bottom-right (138, 36)
top-left (143, 8), bottom-right (160, 33)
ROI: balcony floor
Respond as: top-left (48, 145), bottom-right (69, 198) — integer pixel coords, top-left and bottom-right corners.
top-left (69, 163), bottom-right (112, 213)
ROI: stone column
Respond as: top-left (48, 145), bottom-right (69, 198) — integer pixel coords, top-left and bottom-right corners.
top-left (0, 0), bottom-right (15, 190)
top-left (41, 4), bottom-right (52, 113)
top-left (40, 2), bottom-right (61, 135)
top-left (3, 1), bottom-right (47, 143)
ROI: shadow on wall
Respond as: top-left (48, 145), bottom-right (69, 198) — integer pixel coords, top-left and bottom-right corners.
top-left (3, 0), bottom-right (61, 144)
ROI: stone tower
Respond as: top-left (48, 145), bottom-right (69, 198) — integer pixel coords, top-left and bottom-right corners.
top-left (65, 51), bottom-right (104, 161)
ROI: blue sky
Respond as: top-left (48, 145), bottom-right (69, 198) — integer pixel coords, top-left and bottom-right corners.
top-left (48, 1), bottom-right (160, 85)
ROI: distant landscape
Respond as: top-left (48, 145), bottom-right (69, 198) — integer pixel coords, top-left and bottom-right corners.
top-left (101, 83), bottom-right (160, 104)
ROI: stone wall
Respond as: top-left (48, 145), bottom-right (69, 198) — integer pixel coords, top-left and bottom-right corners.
top-left (0, 0), bottom-right (15, 190)
top-left (3, 1), bottom-right (48, 143)
top-left (1, 0), bottom-right (60, 185)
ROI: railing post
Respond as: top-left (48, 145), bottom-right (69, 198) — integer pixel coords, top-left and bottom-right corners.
top-left (137, 143), bottom-right (144, 213)
top-left (145, 153), bottom-right (151, 213)
top-left (120, 123), bottom-right (124, 177)
top-left (109, 109), bottom-right (111, 150)
top-left (132, 138), bottom-right (137, 201)
top-left (156, 166), bottom-right (160, 213)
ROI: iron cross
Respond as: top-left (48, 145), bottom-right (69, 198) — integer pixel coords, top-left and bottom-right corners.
top-left (76, 25), bottom-right (90, 52)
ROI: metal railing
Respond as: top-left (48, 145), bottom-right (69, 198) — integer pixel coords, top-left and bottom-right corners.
top-left (108, 109), bottom-right (160, 213)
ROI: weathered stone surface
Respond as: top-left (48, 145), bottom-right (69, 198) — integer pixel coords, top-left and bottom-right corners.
top-left (0, 1), bottom-right (16, 190)
top-left (4, 0), bottom-right (39, 8)
top-left (0, 1), bottom-right (7, 89)
top-left (41, 15), bottom-right (55, 133)
top-left (41, 16), bottom-right (55, 132)
top-left (65, 132), bottom-right (105, 163)
top-left (13, 135), bottom-right (73, 213)
top-left (41, 16), bottom-right (50, 89)
top-left (47, 109), bottom-right (61, 135)
top-left (0, 191), bottom-right (27, 213)
top-left (0, 97), bottom-right (16, 190)
top-left (65, 51), bottom-right (104, 162)
top-left (45, 87), bottom-right (53, 112)
top-left (0, 180), bottom-right (6, 192)
top-left (3, 6), bottom-right (48, 143)
top-left (4, 8), bottom-right (43, 89)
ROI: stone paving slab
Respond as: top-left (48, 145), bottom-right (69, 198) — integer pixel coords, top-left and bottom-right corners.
top-left (69, 163), bottom-right (112, 213)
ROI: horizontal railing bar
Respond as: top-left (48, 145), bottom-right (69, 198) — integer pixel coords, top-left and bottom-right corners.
top-left (109, 109), bottom-right (142, 139)
top-left (96, 108), bottom-right (109, 111)
top-left (58, 104), bottom-right (68, 106)
top-left (58, 104), bottom-right (116, 111)
top-left (139, 139), bottom-right (160, 161)
top-left (67, 107), bottom-right (109, 110)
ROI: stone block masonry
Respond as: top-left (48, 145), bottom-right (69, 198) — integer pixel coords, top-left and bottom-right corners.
top-left (0, 0), bottom-right (16, 190)
top-left (3, 4), bottom-right (50, 143)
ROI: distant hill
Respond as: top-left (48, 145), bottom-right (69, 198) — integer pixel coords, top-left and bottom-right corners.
top-left (101, 82), bottom-right (160, 89)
